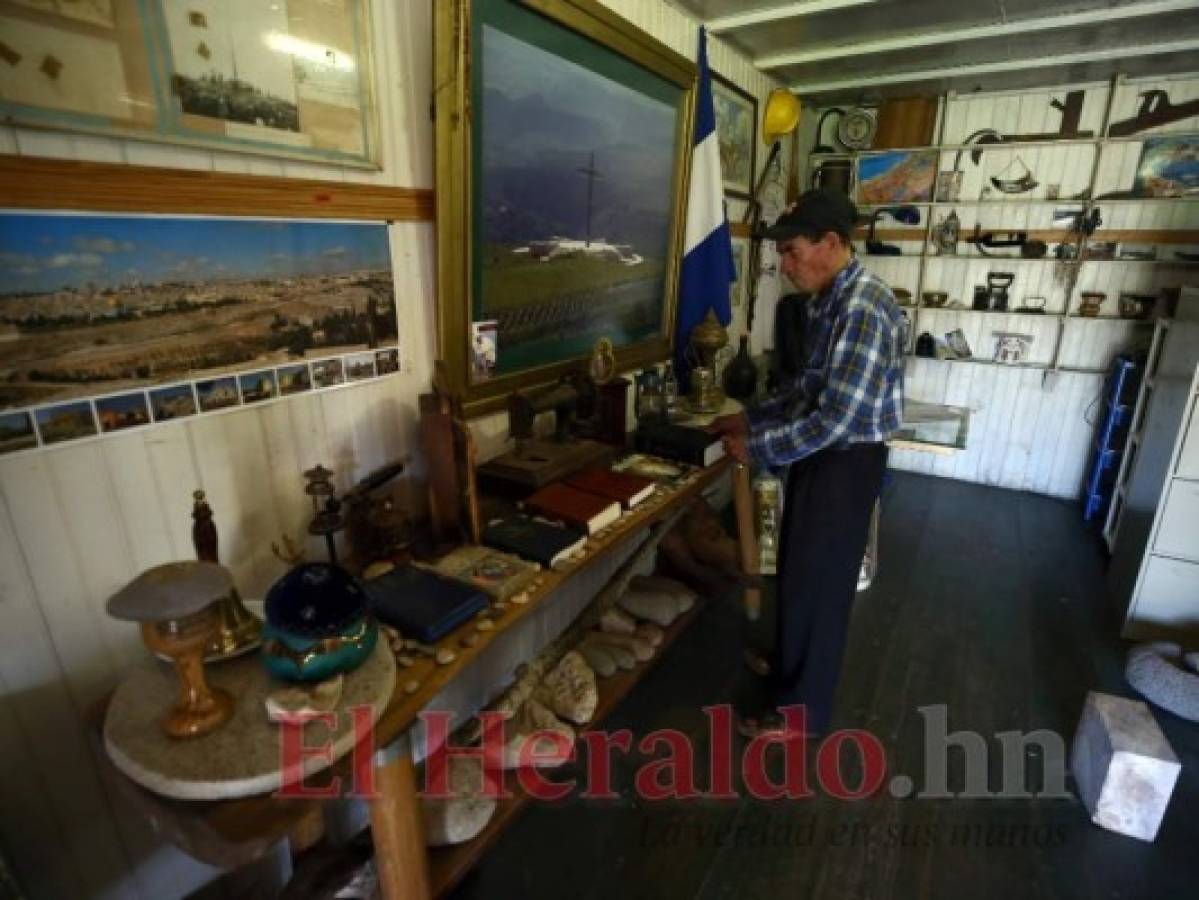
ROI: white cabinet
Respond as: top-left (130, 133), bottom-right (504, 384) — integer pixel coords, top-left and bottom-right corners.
top-left (1177, 405), bottom-right (1199, 481)
top-left (1154, 480), bottom-right (1199, 563)
top-left (1110, 343), bottom-right (1199, 640)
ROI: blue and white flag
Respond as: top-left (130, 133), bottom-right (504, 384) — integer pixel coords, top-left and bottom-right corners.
top-left (675, 27), bottom-right (736, 390)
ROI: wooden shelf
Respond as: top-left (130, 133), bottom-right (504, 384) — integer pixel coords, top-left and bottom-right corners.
top-left (912, 306), bottom-right (1062, 317)
top-left (427, 601), bottom-right (704, 897)
top-left (911, 356), bottom-right (1050, 370)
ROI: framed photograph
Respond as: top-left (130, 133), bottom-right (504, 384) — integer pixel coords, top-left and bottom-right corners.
top-left (710, 72), bottom-right (757, 200)
top-left (858, 151), bottom-right (937, 205)
top-left (0, 212), bottom-right (395, 413)
top-left (434, 0), bottom-right (696, 415)
top-left (0, 0), bottom-right (379, 168)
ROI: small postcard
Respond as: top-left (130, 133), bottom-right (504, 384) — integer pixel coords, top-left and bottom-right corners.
top-left (196, 376), bottom-right (240, 412)
top-left (345, 352), bottom-right (376, 381)
top-left (471, 321), bottom-right (498, 381)
top-left (0, 410), bottom-right (37, 454)
top-left (96, 392), bottom-right (151, 433)
top-left (35, 401), bottom-right (97, 445)
top-left (150, 384), bottom-right (197, 421)
top-left (312, 358), bottom-right (344, 388)
top-left (278, 363), bottom-right (312, 396)
top-left (239, 369), bottom-right (278, 404)
top-left (375, 347), bottom-right (399, 375)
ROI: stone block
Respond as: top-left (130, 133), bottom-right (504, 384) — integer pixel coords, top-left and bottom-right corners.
top-left (1070, 691), bottom-right (1181, 842)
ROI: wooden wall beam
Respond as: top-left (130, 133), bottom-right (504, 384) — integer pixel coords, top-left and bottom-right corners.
top-left (0, 155), bottom-right (433, 221)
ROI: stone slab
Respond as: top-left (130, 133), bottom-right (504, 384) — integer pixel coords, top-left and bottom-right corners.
top-left (104, 641), bottom-right (394, 801)
top-left (1071, 691), bottom-right (1181, 842)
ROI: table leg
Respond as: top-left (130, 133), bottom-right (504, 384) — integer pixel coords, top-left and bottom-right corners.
top-left (368, 745), bottom-right (431, 900)
top-left (731, 462), bottom-right (761, 620)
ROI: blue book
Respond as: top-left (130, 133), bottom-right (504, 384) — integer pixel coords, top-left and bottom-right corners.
top-left (362, 565), bottom-right (489, 643)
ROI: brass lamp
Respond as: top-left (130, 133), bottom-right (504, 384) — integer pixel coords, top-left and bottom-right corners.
top-left (107, 561), bottom-right (235, 739)
top-left (687, 308), bottom-right (729, 412)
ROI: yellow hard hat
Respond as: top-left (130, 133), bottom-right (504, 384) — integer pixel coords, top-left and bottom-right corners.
top-left (762, 88), bottom-right (800, 145)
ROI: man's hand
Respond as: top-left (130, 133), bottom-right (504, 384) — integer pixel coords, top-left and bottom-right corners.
top-left (707, 412), bottom-right (748, 440)
top-left (722, 432), bottom-right (750, 464)
top-left (707, 413), bottom-right (750, 463)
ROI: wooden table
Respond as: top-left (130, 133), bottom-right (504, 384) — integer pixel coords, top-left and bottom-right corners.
top-left (95, 455), bottom-right (733, 899)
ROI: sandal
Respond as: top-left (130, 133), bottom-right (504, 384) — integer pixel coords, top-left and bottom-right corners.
top-left (736, 710), bottom-right (823, 740)
top-left (742, 648), bottom-right (772, 677)
top-left (736, 711), bottom-right (790, 739)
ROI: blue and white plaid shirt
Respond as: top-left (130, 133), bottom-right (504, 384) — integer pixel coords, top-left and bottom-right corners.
top-left (747, 257), bottom-right (904, 468)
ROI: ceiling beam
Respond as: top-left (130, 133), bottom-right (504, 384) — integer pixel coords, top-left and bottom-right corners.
top-left (790, 38), bottom-right (1199, 94)
top-left (757, 0), bottom-right (1199, 69)
top-left (707, 0), bottom-right (876, 33)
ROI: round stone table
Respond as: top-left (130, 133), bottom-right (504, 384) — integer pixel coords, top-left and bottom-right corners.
top-left (104, 641), bottom-right (394, 801)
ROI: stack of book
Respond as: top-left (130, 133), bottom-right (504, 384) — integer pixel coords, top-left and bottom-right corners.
top-left (634, 421), bottom-right (725, 467)
top-left (479, 464), bottom-right (658, 567)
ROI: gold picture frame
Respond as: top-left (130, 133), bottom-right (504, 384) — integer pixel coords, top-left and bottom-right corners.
top-left (433, 0), bottom-right (696, 416)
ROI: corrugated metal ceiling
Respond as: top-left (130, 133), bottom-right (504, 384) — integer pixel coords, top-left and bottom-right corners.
top-left (672, 0), bottom-right (1199, 103)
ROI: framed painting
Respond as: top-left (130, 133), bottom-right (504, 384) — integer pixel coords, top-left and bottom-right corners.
top-left (1133, 137), bottom-right (1199, 197)
top-left (857, 150), bottom-right (937, 205)
top-left (0, 0), bottom-right (379, 168)
top-left (710, 72), bottom-right (757, 200)
top-left (434, 0), bottom-right (696, 415)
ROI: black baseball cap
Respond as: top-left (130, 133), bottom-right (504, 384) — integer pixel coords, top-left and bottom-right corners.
top-left (762, 187), bottom-right (859, 241)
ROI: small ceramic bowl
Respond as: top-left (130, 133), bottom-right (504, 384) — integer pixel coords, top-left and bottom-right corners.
top-left (261, 563), bottom-right (378, 682)
top-left (922, 291), bottom-right (949, 308)
top-left (893, 288), bottom-right (913, 306)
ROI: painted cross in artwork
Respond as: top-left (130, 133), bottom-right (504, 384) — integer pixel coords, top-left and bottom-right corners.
top-left (0, 214), bottom-right (396, 411)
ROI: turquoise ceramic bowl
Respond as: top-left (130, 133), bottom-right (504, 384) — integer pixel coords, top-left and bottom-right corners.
top-left (261, 563), bottom-right (378, 682)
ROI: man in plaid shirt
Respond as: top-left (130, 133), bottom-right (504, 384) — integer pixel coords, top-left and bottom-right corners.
top-left (710, 187), bottom-right (903, 738)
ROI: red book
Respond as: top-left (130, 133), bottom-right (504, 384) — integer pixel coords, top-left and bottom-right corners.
top-left (523, 482), bottom-right (621, 535)
top-left (565, 466), bottom-right (656, 510)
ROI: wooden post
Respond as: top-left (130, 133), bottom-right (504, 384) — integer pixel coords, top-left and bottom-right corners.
top-left (731, 462), bottom-right (761, 620)
top-left (368, 745), bottom-right (431, 900)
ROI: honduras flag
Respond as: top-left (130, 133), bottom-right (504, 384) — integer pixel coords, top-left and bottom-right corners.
top-left (675, 27), bottom-right (736, 391)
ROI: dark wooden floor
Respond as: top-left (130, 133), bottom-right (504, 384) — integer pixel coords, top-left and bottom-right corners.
top-left (448, 472), bottom-right (1199, 900)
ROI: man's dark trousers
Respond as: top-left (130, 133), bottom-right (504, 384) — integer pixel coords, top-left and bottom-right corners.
top-left (772, 441), bottom-right (888, 734)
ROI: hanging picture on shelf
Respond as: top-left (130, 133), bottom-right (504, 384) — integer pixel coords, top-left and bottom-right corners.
top-left (992, 332), bottom-right (1033, 364)
top-left (1133, 137), bottom-right (1199, 197)
top-left (857, 150), bottom-right (937, 204)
